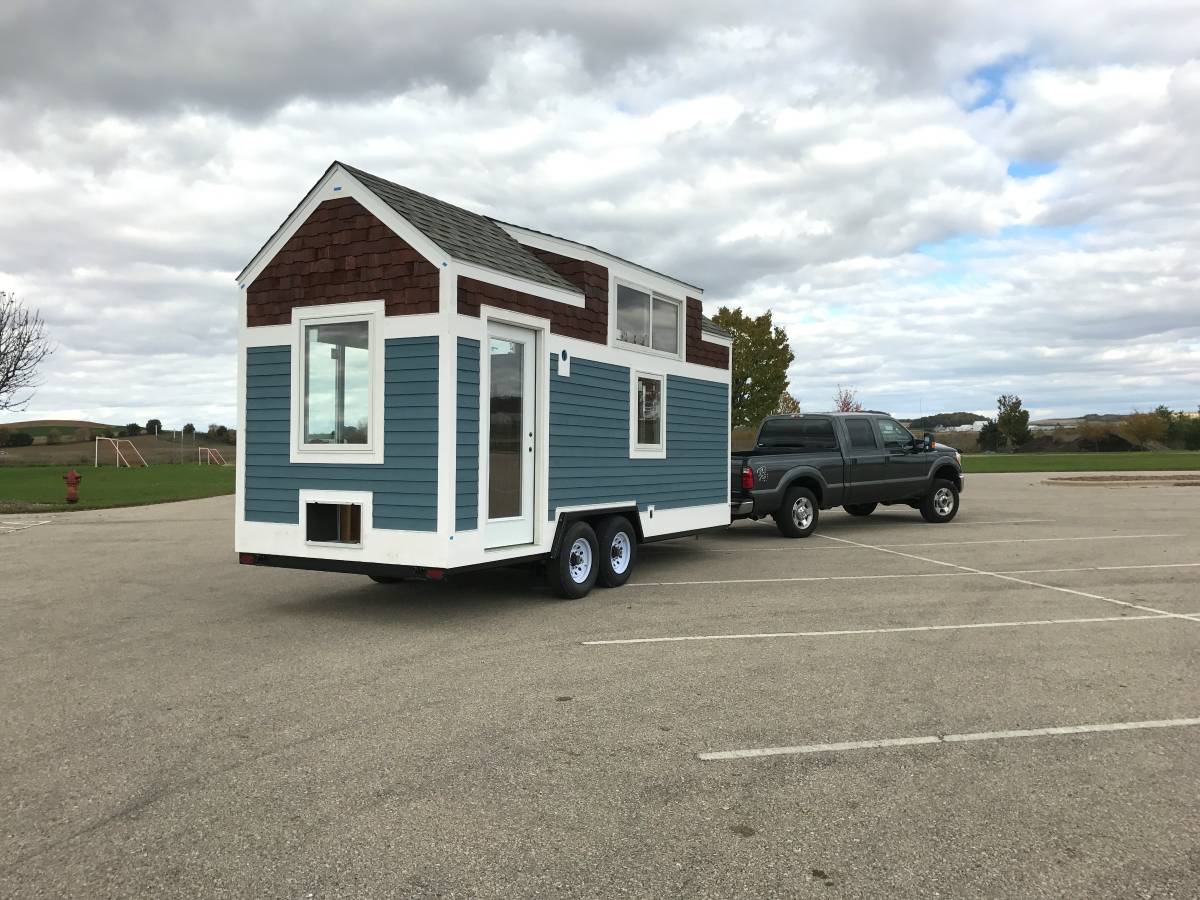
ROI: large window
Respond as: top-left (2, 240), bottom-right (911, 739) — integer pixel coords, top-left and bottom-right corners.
top-left (631, 373), bottom-right (666, 457)
top-left (303, 320), bottom-right (370, 446)
top-left (756, 417), bottom-right (838, 451)
top-left (845, 417), bottom-right (879, 450)
top-left (615, 283), bottom-right (680, 355)
top-left (879, 418), bottom-right (914, 450)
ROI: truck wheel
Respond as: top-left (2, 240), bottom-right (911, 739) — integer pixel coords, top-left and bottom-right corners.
top-left (597, 516), bottom-right (637, 588)
top-left (920, 480), bottom-right (959, 523)
top-left (547, 521), bottom-right (600, 599)
top-left (774, 486), bottom-right (819, 538)
top-left (843, 502), bottom-right (877, 517)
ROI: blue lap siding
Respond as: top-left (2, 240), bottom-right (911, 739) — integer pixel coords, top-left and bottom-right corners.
top-left (243, 338), bottom-right (439, 530)
top-left (548, 357), bottom-right (728, 520)
top-left (456, 338), bottom-right (480, 530)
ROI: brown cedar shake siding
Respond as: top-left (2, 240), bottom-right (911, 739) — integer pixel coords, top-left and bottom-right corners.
top-left (685, 298), bottom-right (730, 369)
top-left (246, 197), bottom-right (439, 326)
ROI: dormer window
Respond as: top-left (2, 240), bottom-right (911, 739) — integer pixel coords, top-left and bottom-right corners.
top-left (615, 282), bottom-right (681, 356)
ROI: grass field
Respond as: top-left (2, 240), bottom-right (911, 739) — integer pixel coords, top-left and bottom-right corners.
top-left (0, 465), bottom-right (235, 513)
top-left (962, 451), bottom-right (1200, 474)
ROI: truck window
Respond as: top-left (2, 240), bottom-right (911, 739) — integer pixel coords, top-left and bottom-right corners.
top-left (845, 417), bottom-right (879, 449)
top-left (757, 417), bottom-right (838, 450)
top-left (879, 418), bottom-right (914, 449)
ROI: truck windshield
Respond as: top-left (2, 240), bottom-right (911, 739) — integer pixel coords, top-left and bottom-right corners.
top-left (757, 417), bottom-right (838, 450)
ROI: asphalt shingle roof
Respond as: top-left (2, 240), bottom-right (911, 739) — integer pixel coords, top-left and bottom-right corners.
top-left (338, 163), bottom-right (580, 295)
top-left (701, 316), bottom-right (731, 339)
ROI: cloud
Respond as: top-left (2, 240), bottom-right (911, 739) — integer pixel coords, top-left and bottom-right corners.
top-left (1, 2), bottom-right (1199, 427)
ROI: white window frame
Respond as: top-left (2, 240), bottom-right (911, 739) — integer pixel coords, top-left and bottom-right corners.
top-left (629, 370), bottom-right (667, 459)
top-left (610, 277), bottom-right (684, 360)
top-left (300, 489), bottom-right (373, 553)
top-left (289, 300), bottom-right (386, 465)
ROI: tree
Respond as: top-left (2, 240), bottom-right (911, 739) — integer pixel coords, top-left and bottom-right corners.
top-left (773, 391), bottom-right (801, 415)
top-left (978, 419), bottom-right (1003, 451)
top-left (710, 307), bottom-right (794, 428)
top-left (145, 418), bottom-right (162, 435)
top-left (8, 431), bottom-right (34, 447)
top-left (182, 423), bottom-right (195, 435)
top-left (0, 291), bottom-right (53, 412)
top-left (125, 422), bottom-right (142, 436)
top-left (1122, 410), bottom-right (1168, 449)
top-left (833, 385), bottom-right (863, 413)
top-left (996, 394), bottom-right (1031, 447)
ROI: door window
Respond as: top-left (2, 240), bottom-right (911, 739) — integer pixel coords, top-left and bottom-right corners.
top-left (488, 337), bottom-right (524, 519)
top-left (879, 418), bottom-right (914, 449)
top-left (845, 418), bottom-right (879, 450)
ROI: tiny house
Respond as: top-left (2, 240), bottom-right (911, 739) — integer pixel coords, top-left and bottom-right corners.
top-left (235, 162), bottom-right (732, 597)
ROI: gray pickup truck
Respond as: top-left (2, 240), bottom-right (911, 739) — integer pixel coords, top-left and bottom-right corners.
top-left (731, 412), bottom-right (965, 537)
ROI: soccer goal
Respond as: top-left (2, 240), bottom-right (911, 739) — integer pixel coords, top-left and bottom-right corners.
top-left (95, 437), bottom-right (150, 468)
top-left (198, 447), bottom-right (228, 466)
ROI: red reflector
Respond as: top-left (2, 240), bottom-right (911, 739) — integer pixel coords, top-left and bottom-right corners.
top-left (741, 465), bottom-right (754, 489)
top-left (425, 568), bottom-right (445, 580)
top-left (239, 553), bottom-right (256, 565)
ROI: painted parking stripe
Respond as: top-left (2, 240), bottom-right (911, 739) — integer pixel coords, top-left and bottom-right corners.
top-left (0, 520), bottom-right (51, 534)
top-left (816, 533), bottom-right (1199, 625)
top-left (583, 612), bottom-right (1191, 646)
top-left (652, 533), bottom-right (1185, 553)
top-left (697, 717), bottom-right (1200, 760)
top-left (627, 561), bottom-right (1200, 588)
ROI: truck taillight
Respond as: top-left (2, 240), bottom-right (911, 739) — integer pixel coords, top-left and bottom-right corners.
top-left (741, 464), bottom-right (754, 489)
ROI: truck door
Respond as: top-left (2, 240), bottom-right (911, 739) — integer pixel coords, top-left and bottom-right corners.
top-left (878, 418), bottom-right (929, 500)
top-left (842, 417), bottom-right (889, 502)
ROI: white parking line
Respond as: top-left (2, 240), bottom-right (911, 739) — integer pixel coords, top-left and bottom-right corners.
top-left (652, 533), bottom-right (1185, 553)
top-left (0, 520), bottom-right (51, 534)
top-left (627, 561), bottom-right (1200, 588)
top-left (582, 611), bottom-right (1193, 646)
top-left (816, 533), bottom-right (1200, 625)
top-left (697, 717), bottom-right (1200, 760)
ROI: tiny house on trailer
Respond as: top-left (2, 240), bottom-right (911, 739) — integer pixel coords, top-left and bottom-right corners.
top-left (235, 162), bottom-right (732, 598)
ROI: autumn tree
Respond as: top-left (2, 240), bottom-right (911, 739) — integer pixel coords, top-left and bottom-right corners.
top-left (711, 307), bottom-right (794, 428)
top-left (0, 291), bottom-right (53, 412)
top-left (832, 385), bottom-right (863, 412)
top-left (1122, 411), bottom-right (1168, 448)
top-left (773, 391), bottom-right (801, 415)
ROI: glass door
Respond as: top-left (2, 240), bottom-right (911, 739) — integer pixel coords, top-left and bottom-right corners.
top-left (485, 323), bottom-right (536, 547)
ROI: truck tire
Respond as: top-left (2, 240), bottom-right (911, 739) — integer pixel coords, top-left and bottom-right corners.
top-left (843, 502), bottom-right (877, 517)
top-left (596, 516), bottom-right (637, 588)
top-left (774, 486), bottom-right (819, 538)
top-left (920, 479), bottom-right (960, 523)
top-left (547, 520), bottom-right (600, 599)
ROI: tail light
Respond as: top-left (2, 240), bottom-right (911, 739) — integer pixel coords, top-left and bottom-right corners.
top-left (741, 464), bottom-right (755, 490)
top-left (238, 553), bottom-right (256, 565)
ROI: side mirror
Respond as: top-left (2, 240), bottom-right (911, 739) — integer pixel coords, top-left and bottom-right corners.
top-left (922, 433), bottom-right (934, 451)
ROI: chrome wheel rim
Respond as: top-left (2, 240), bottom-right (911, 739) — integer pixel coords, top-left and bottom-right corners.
top-left (792, 497), bottom-right (814, 530)
top-left (933, 487), bottom-right (954, 517)
top-left (610, 532), bottom-right (631, 575)
top-left (568, 538), bottom-right (593, 584)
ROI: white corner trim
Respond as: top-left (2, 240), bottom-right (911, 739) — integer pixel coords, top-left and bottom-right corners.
top-left (629, 369), bottom-right (668, 460)
top-left (456, 261), bottom-right (585, 308)
top-left (498, 223), bottom-right (703, 297)
top-left (700, 331), bottom-right (733, 349)
top-left (289, 300), bottom-right (386, 465)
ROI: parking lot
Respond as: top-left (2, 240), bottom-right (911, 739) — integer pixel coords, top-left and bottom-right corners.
top-left (2, 473), bottom-right (1198, 898)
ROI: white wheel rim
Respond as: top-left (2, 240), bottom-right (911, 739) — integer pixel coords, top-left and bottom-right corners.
top-left (792, 497), bottom-right (813, 530)
top-left (568, 537), bottom-right (593, 584)
top-left (610, 532), bottom-right (631, 575)
top-left (933, 487), bottom-right (954, 516)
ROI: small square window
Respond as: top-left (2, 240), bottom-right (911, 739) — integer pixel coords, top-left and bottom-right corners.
top-left (306, 502), bottom-right (362, 544)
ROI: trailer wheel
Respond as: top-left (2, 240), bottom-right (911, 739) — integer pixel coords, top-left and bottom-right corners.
top-left (597, 516), bottom-right (637, 588)
top-left (547, 521), bottom-right (600, 599)
top-left (774, 486), bottom-right (819, 538)
top-left (843, 502), bottom-right (877, 517)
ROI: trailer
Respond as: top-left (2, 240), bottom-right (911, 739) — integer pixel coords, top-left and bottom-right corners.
top-left (235, 162), bottom-right (732, 598)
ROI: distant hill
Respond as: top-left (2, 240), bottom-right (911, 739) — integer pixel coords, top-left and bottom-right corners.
top-left (0, 420), bottom-right (117, 437)
top-left (909, 412), bottom-right (988, 430)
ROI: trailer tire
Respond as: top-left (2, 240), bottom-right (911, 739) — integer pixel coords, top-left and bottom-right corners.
top-left (843, 502), bottom-right (878, 517)
top-left (920, 479), bottom-right (960, 523)
top-left (774, 486), bottom-right (819, 538)
top-left (548, 521), bottom-right (600, 599)
top-left (597, 516), bottom-right (637, 588)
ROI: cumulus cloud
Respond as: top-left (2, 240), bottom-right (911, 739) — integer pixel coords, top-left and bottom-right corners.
top-left (1, 1), bottom-right (1199, 426)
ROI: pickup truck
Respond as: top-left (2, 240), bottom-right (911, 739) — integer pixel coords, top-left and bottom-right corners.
top-left (731, 413), bottom-right (964, 537)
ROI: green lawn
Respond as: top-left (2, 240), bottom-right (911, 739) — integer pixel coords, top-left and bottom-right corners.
top-left (0, 465), bottom-right (235, 512)
top-left (962, 451), bottom-right (1200, 474)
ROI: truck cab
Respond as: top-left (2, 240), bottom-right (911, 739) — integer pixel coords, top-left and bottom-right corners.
top-left (730, 413), bottom-right (964, 537)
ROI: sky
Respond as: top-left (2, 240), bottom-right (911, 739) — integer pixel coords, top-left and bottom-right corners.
top-left (1, 0), bottom-right (1198, 427)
